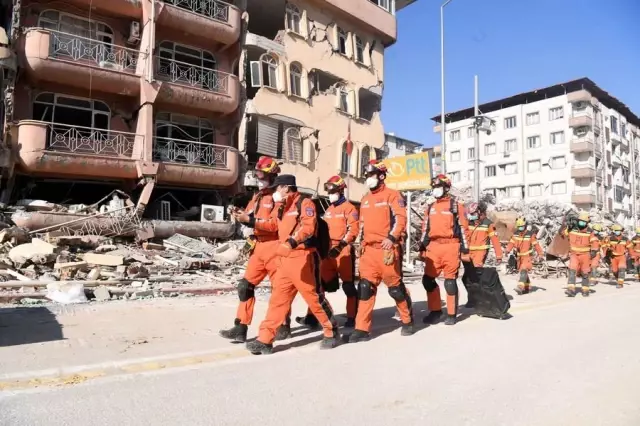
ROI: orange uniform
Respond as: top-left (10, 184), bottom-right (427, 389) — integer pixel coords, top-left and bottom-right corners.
top-left (256, 193), bottom-right (337, 344)
top-left (628, 236), bottom-right (640, 279)
top-left (606, 236), bottom-right (628, 287)
top-left (420, 196), bottom-right (469, 318)
top-left (590, 233), bottom-right (604, 285)
top-left (505, 230), bottom-right (543, 293)
top-left (355, 184), bottom-right (412, 333)
top-left (563, 227), bottom-right (599, 295)
top-left (466, 218), bottom-right (503, 267)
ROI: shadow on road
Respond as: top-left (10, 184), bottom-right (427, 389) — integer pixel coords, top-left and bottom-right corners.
top-left (0, 306), bottom-right (64, 347)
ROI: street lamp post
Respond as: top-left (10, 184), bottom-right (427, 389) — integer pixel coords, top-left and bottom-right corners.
top-left (440, 0), bottom-right (453, 174)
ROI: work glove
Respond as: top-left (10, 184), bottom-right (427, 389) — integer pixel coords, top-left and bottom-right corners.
top-left (243, 235), bottom-right (257, 255)
top-left (328, 241), bottom-right (347, 259)
top-left (383, 249), bottom-right (395, 266)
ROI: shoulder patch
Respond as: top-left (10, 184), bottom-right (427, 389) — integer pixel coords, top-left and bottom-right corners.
top-left (351, 211), bottom-right (359, 220)
top-left (305, 207), bottom-right (315, 217)
top-left (398, 198), bottom-right (406, 208)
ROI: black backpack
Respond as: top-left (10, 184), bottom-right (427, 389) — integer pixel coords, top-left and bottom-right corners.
top-left (294, 197), bottom-right (331, 259)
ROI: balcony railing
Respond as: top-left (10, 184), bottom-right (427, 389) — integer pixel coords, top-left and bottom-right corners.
top-left (161, 0), bottom-right (229, 22)
top-left (153, 137), bottom-right (229, 168)
top-left (154, 57), bottom-right (230, 94)
top-left (46, 123), bottom-right (137, 157)
top-left (46, 29), bottom-right (142, 73)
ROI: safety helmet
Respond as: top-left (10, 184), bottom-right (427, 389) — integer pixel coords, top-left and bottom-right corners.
top-left (255, 156), bottom-right (280, 179)
top-left (515, 217), bottom-right (527, 227)
top-left (635, 227), bottom-right (640, 234)
top-left (467, 202), bottom-right (479, 215)
top-left (592, 223), bottom-right (603, 232)
top-left (578, 211), bottom-right (590, 222)
top-left (324, 175), bottom-right (347, 193)
top-left (611, 224), bottom-right (623, 232)
top-left (431, 174), bottom-right (452, 189)
top-left (363, 159), bottom-right (387, 176)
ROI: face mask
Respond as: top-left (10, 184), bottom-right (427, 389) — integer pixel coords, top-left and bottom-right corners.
top-left (517, 226), bottom-right (525, 232)
top-left (432, 187), bottom-right (444, 198)
top-left (468, 214), bottom-right (478, 221)
top-left (329, 193), bottom-right (340, 203)
top-left (366, 177), bottom-right (379, 189)
top-left (578, 221), bottom-right (587, 228)
top-left (272, 191), bottom-right (283, 203)
top-left (257, 179), bottom-right (269, 190)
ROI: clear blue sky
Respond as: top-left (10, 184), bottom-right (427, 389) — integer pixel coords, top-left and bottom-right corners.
top-left (382, 0), bottom-right (640, 148)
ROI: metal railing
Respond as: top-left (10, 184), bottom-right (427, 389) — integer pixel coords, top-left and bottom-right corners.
top-left (152, 137), bottom-right (229, 168)
top-left (45, 29), bottom-right (142, 73)
top-left (154, 57), bottom-right (230, 94)
top-left (161, 0), bottom-right (230, 22)
top-left (46, 122), bottom-right (137, 157)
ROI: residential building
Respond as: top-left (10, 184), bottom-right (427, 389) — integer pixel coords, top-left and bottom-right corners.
top-left (238, 0), bottom-right (418, 201)
top-left (431, 78), bottom-right (640, 222)
top-left (425, 144), bottom-right (442, 176)
top-left (377, 132), bottom-right (423, 159)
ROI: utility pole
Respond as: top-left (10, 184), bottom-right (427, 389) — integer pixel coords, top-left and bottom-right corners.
top-left (473, 75), bottom-right (481, 201)
top-left (440, 0), bottom-right (453, 174)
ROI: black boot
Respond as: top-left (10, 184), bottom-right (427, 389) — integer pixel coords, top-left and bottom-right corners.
top-left (246, 340), bottom-right (273, 355)
top-left (344, 317), bottom-right (356, 328)
top-left (348, 329), bottom-right (371, 343)
top-left (444, 315), bottom-right (456, 326)
top-left (320, 328), bottom-right (340, 349)
top-left (565, 287), bottom-right (576, 297)
top-left (219, 319), bottom-right (248, 343)
top-left (275, 323), bottom-right (291, 341)
top-left (400, 322), bottom-right (414, 336)
top-left (422, 310), bottom-right (442, 325)
top-left (295, 313), bottom-right (321, 330)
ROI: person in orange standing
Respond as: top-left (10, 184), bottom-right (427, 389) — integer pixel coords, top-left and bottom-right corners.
top-left (589, 223), bottom-right (605, 286)
top-left (562, 212), bottom-right (597, 297)
top-left (246, 174), bottom-right (339, 355)
top-left (419, 174), bottom-right (469, 326)
top-left (348, 160), bottom-right (413, 343)
top-left (606, 223), bottom-right (628, 289)
top-left (627, 227), bottom-right (640, 281)
top-left (221, 156), bottom-right (285, 343)
top-left (504, 217), bottom-right (543, 295)
top-left (295, 175), bottom-right (360, 329)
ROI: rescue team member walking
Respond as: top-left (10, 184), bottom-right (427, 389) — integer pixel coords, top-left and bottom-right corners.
top-left (246, 175), bottom-right (339, 355)
top-left (419, 174), bottom-right (469, 326)
top-left (295, 176), bottom-right (359, 329)
top-left (505, 217), bottom-right (543, 295)
top-left (628, 227), bottom-right (640, 280)
top-left (349, 160), bottom-right (413, 343)
top-left (589, 223), bottom-right (606, 286)
top-left (221, 157), bottom-right (287, 342)
top-left (563, 212), bottom-right (597, 297)
top-left (605, 224), bottom-right (628, 289)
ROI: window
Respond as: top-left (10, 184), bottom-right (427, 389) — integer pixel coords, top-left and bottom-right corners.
top-left (451, 150), bottom-right (461, 162)
top-left (357, 88), bottom-right (381, 121)
top-left (354, 36), bottom-right (365, 63)
top-left (284, 127), bottom-right (303, 162)
top-left (550, 156), bottom-right (566, 169)
top-left (340, 141), bottom-right (350, 173)
top-left (337, 85), bottom-right (350, 113)
top-left (527, 135), bottom-right (541, 149)
top-left (504, 139), bottom-right (517, 153)
top-left (526, 112), bottom-right (539, 125)
top-left (550, 131), bottom-right (565, 145)
top-left (449, 130), bottom-right (460, 141)
top-left (154, 112), bottom-right (215, 165)
top-left (467, 168), bottom-right (474, 180)
top-left (504, 116), bottom-right (517, 129)
top-left (611, 116), bottom-right (618, 134)
top-left (467, 127), bottom-right (474, 138)
top-left (484, 143), bottom-right (496, 155)
top-left (38, 10), bottom-right (114, 45)
top-left (614, 186), bottom-right (624, 203)
top-left (158, 41), bottom-right (217, 90)
top-left (503, 162), bottom-right (517, 175)
top-left (551, 181), bottom-right (567, 195)
top-left (285, 4), bottom-right (302, 34)
top-left (467, 147), bottom-right (475, 159)
top-left (528, 160), bottom-right (541, 173)
top-left (369, 0), bottom-right (392, 12)
top-left (549, 106), bottom-right (564, 121)
top-left (289, 62), bottom-right (302, 97)
top-left (450, 171), bottom-right (461, 183)
top-left (250, 54), bottom-right (278, 89)
top-left (528, 184), bottom-right (543, 197)
top-left (360, 146), bottom-right (371, 174)
top-left (485, 165), bottom-right (496, 177)
top-left (507, 186), bottom-right (521, 198)
top-left (621, 123), bottom-right (627, 138)
top-left (337, 28), bottom-right (348, 55)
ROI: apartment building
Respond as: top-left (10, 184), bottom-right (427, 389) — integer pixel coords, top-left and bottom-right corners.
top-left (376, 132), bottom-right (422, 159)
top-left (432, 78), bottom-right (640, 222)
top-left (238, 0), bottom-right (417, 201)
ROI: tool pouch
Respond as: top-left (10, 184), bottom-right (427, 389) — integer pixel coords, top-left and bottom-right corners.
top-left (383, 249), bottom-right (395, 266)
top-left (243, 235), bottom-right (257, 255)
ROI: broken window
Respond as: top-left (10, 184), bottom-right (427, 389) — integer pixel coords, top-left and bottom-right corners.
top-left (360, 146), bottom-right (371, 175)
top-left (284, 127), bottom-right (303, 162)
top-left (337, 85), bottom-right (349, 113)
top-left (340, 141), bottom-right (350, 173)
top-left (357, 88), bottom-right (381, 121)
top-left (154, 113), bottom-right (215, 165)
top-left (285, 3), bottom-right (301, 34)
top-left (250, 54), bottom-right (279, 89)
top-left (354, 35), bottom-right (365, 63)
top-left (309, 70), bottom-right (341, 95)
top-left (337, 28), bottom-right (348, 55)
top-left (289, 62), bottom-right (303, 97)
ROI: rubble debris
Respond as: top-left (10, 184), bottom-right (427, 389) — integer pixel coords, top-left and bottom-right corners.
top-left (46, 282), bottom-right (87, 304)
top-left (8, 240), bottom-right (57, 265)
top-left (93, 285), bottom-right (111, 301)
top-left (83, 253), bottom-right (124, 266)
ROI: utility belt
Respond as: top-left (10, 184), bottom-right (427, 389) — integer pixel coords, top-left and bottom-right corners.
top-left (430, 237), bottom-right (460, 245)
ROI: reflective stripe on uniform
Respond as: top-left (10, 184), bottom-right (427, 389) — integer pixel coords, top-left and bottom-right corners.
top-left (570, 246), bottom-right (591, 253)
top-left (517, 250), bottom-right (532, 256)
top-left (469, 245), bottom-right (490, 250)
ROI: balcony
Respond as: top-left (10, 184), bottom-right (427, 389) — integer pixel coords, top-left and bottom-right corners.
top-left (156, 0), bottom-right (241, 46)
top-left (14, 121), bottom-right (142, 179)
top-left (567, 89), bottom-right (593, 104)
top-left (569, 136), bottom-right (594, 153)
top-left (23, 29), bottom-right (143, 96)
top-left (571, 164), bottom-right (596, 179)
top-left (153, 57), bottom-right (239, 114)
top-left (569, 111), bottom-right (593, 128)
top-left (64, 0), bottom-right (141, 18)
top-left (572, 190), bottom-right (596, 205)
top-left (153, 137), bottom-right (239, 187)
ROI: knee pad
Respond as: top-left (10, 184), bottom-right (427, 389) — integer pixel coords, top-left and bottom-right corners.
top-left (342, 281), bottom-right (357, 298)
top-left (422, 276), bottom-right (438, 292)
top-left (444, 279), bottom-right (458, 296)
top-left (237, 279), bottom-right (256, 302)
top-left (388, 283), bottom-right (408, 302)
top-left (357, 279), bottom-right (375, 301)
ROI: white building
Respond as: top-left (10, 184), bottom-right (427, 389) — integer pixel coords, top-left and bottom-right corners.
top-left (378, 132), bottom-right (423, 159)
top-left (432, 78), bottom-right (640, 222)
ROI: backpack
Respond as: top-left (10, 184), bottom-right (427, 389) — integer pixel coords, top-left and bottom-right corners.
top-left (294, 197), bottom-right (331, 259)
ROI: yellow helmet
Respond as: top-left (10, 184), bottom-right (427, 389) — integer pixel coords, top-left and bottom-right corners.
top-left (515, 217), bottom-right (526, 227)
top-left (592, 223), bottom-right (603, 232)
top-left (611, 224), bottom-right (623, 232)
top-left (635, 227), bottom-right (640, 234)
top-left (578, 212), bottom-right (590, 222)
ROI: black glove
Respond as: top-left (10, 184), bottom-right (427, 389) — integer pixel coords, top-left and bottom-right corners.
top-left (590, 250), bottom-right (597, 259)
top-left (328, 241), bottom-right (347, 259)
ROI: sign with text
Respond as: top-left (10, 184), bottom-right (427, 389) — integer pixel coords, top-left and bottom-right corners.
top-left (381, 152), bottom-right (433, 191)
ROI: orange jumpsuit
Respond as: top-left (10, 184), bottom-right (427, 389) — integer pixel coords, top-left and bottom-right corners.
top-left (563, 227), bottom-right (598, 294)
top-left (606, 236), bottom-right (628, 287)
top-left (256, 193), bottom-right (337, 344)
top-left (628, 236), bottom-right (640, 279)
top-left (235, 191), bottom-right (280, 325)
top-left (505, 231), bottom-right (543, 293)
top-left (466, 218), bottom-right (503, 267)
top-left (420, 196), bottom-right (469, 317)
top-left (589, 233), bottom-right (604, 285)
top-left (355, 184), bottom-right (412, 333)
top-left (320, 198), bottom-right (359, 320)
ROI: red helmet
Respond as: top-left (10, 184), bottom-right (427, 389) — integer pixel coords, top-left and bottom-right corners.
top-left (467, 202), bottom-right (479, 215)
top-left (255, 156), bottom-right (280, 179)
top-left (324, 175), bottom-right (347, 193)
top-left (363, 159), bottom-right (387, 176)
top-left (431, 173), bottom-right (451, 189)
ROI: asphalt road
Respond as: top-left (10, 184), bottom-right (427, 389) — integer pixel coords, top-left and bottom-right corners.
top-left (2, 282), bottom-right (640, 426)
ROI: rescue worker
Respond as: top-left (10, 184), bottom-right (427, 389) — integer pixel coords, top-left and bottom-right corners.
top-left (606, 223), bottom-right (628, 288)
top-left (504, 217), bottom-right (543, 295)
top-left (349, 160), bottom-right (413, 342)
top-left (628, 227), bottom-right (640, 280)
top-left (246, 175), bottom-right (339, 354)
top-left (221, 156), bottom-right (288, 342)
top-left (462, 201), bottom-right (503, 308)
top-left (419, 174), bottom-right (469, 326)
top-left (563, 212), bottom-right (598, 297)
top-left (589, 223), bottom-right (605, 286)
top-left (295, 176), bottom-right (360, 329)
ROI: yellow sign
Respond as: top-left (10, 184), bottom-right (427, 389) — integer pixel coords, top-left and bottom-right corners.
top-left (381, 152), bottom-right (432, 191)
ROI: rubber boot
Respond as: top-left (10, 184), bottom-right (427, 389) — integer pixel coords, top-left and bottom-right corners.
top-left (400, 322), bottom-right (414, 336)
top-left (514, 283), bottom-right (529, 295)
top-left (444, 315), bottom-right (456, 325)
top-left (295, 313), bottom-right (320, 330)
top-left (344, 317), bottom-right (356, 328)
top-left (275, 315), bottom-right (292, 341)
top-left (246, 340), bottom-right (273, 355)
top-left (581, 278), bottom-right (590, 297)
top-left (565, 285), bottom-right (576, 297)
top-left (219, 319), bottom-right (248, 343)
top-left (422, 310), bottom-right (442, 325)
top-left (320, 328), bottom-right (340, 349)
top-left (348, 329), bottom-right (371, 343)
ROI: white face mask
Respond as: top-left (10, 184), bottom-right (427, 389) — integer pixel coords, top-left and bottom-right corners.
top-left (272, 191), bottom-right (283, 203)
top-left (432, 187), bottom-right (444, 198)
top-left (366, 177), bottom-right (379, 189)
top-left (329, 193), bottom-right (340, 203)
top-left (257, 180), bottom-right (269, 190)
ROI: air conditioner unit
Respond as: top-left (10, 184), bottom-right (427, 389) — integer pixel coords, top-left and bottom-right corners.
top-left (243, 171), bottom-right (258, 187)
top-left (127, 21), bottom-right (141, 44)
top-left (201, 204), bottom-right (225, 223)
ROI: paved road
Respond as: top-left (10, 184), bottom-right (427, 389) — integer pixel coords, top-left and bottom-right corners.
top-left (2, 282), bottom-right (640, 426)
